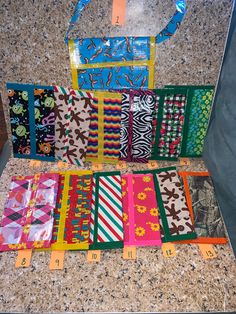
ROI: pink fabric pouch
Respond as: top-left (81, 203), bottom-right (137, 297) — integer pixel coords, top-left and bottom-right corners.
top-left (122, 173), bottom-right (162, 247)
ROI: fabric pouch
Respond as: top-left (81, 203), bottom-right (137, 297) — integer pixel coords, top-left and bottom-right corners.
top-left (165, 85), bottom-right (215, 157)
top-left (89, 171), bottom-right (123, 250)
top-left (151, 88), bottom-right (187, 160)
top-left (120, 90), bottom-right (158, 162)
top-left (66, 0), bottom-right (187, 90)
top-left (178, 171), bottom-right (227, 244)
top-left (135, 167), bottom-right (196, 242)
top-left (86, 91), bottom-right (122, 163)
top-left (54, 86), bottom-right (93, 166)
top-left (7, 83), bottom-right (56, 161)
top-left (51, 170), bottom-right (92, 250)
top-left (0, 173), bottom-right (59, 251)
top-left (122, 173), bottom-right (162, 247)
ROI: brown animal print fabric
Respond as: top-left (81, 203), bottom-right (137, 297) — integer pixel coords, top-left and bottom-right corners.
top-left (156, 168), bottom-right (196, 242)
top-left (54, 86), bottom-right (93, 166)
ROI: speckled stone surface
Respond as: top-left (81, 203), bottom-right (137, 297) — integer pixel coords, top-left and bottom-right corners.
top-left (0, 0), bottom-right (236, 313)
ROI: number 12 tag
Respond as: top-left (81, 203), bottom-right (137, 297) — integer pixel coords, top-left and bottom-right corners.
top-left (49, 251), bottom-right (65, 270)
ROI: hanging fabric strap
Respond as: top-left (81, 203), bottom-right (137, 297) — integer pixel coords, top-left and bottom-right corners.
top-left (65, 0), bottom-right (187, 44)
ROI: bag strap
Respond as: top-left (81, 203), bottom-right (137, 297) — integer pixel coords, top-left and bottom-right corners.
top-left (65, 0), bottom-right (187, 44)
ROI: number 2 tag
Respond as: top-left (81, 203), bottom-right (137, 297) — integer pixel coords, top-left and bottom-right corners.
top-left (49, 251), bottom-right (65, 270)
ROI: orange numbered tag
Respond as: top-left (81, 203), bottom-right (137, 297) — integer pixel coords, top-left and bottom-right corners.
top-left (57, 161), bottom-right (69, 169)
top-left (49, 251), bottom-right (65, 270)
top-left (87, 250), bottom-right (101, 262)
top-left (29, 160), bottom-right (41, 168)
top-left (147, 160), bottom-right (159, 169)
top-left (123, 246), bottom-right (136, 260)
top-left (116, 161), bottom-right (127, 170)
top-left (162, 243), bottom-right (177, 258)
top-left (112, 0), bottom-right (126, 26)
top-left (92, 163), bottom-right (103, 171)
top-left (15, 249), bottom-right (32, 268)
top-left (198, 244), bottom-right (217, 259)
top-left (180, 158), bottom-right (191, 166)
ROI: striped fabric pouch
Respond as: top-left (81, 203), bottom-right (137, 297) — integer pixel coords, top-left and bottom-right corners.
top-left (89, 171), bottom-right (124, 250)
top-left (86, 92), bottom-right (122, 164)
top-left (121, 173), bottom-right (162, 247)
top-left (54, 86), bottom-right (93, 166)
top-left (51, 170), bottom-right (93, 250)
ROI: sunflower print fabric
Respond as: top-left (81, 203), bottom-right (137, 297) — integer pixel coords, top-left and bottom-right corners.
top-left (121, 173), bottom-right (162, 246)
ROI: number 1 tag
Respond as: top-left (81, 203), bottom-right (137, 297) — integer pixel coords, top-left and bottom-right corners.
top-left (49, 251), bottom-right (65, 270)
top-left (15, 249), bottom-right (32, 268)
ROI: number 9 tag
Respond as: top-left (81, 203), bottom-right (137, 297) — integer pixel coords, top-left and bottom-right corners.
top-left (49, 251), bottom-right (65, 270)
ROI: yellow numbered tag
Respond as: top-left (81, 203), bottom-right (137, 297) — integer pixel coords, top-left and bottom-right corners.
top-left (180, 158), bottom-right (191, 166)
top-left (123, 246), bottom-right (136, 260)
top-left (162, 243), bottom-right (177, 258)
top-left (116, 161), bottom-right (127, 170)
top-left (92, 163), bottom-right (103, 171)
top-left (198, 244), bottom-right (217, 259)
top-left (57, 161), bottom-right (69, 169)
top-left (147, 160), bottom-right (159, 169)
top-left (15, 249), bottom-right (32, 268)
top-left (87, 250), bottom-right (101, 262)
top-left (29, 160), bottom-right (41, 168)
top-left (49, 251), bottom-right (65, 270)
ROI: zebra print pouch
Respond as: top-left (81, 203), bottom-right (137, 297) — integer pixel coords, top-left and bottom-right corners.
top-left (120, 90), bottom-right (158, 163)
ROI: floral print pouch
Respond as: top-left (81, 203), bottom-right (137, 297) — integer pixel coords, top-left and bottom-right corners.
top-left (0, 173), bottom-right (59, 251)
top-left (7, 83), bottom-right (56, 161)
top-left (121, 173), bottom-right (162, 247)
top-left (135, 167), bottom-right (196, 242)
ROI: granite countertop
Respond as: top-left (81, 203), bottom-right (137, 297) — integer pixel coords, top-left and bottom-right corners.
top-left (0, 0), bottom-right (236, 313)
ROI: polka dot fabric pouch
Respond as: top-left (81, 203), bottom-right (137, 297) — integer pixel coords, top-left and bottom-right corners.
top-left (121, 173), bottom-right (162, 247)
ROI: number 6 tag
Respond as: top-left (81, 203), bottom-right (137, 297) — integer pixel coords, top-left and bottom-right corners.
top-left (49, 251), bottom-right (65, 270)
